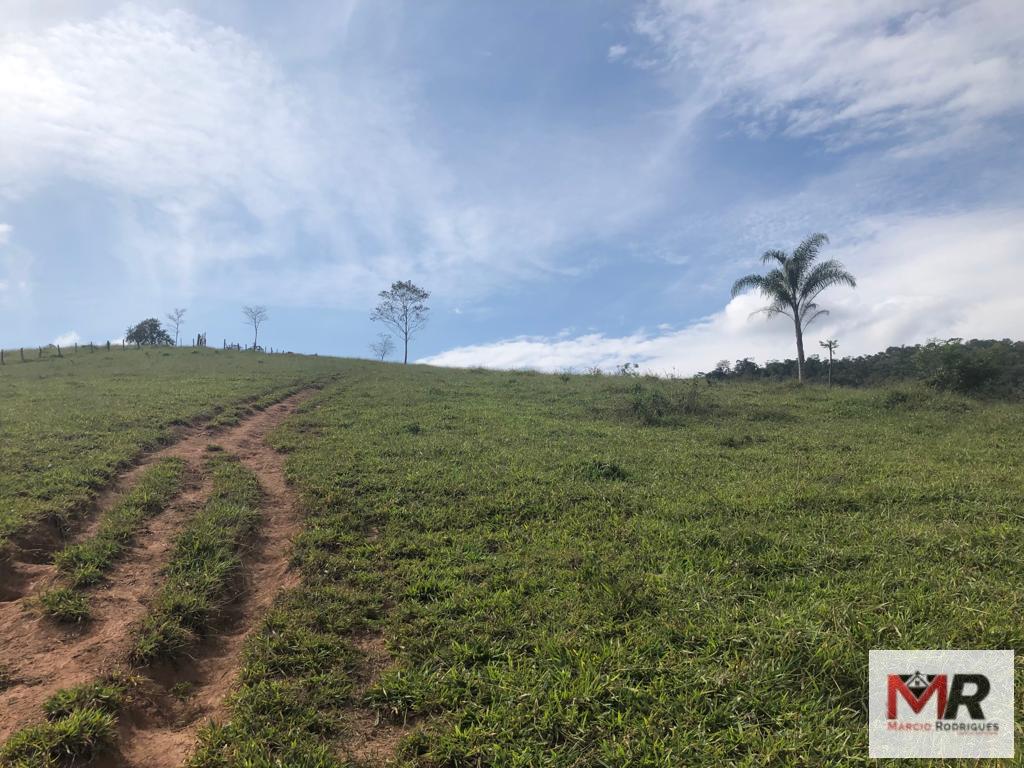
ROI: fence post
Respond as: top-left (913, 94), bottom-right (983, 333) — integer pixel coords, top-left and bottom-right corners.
top-left (57, 344), bottom-right (62, 358)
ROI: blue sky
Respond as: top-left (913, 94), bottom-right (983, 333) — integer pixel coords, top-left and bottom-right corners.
top-left (1, 0), bottom-right (1022, 372)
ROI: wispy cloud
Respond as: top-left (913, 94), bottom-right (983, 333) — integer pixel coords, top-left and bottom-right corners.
top-left (607, 43), bottom-right (628, 62)
top-left (636, 0), bottom-right (1024, 150)
top-left (0, 5), bottom-right (675, 311)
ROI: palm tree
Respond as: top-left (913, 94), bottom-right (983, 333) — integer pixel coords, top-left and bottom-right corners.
top-left (731, 233), bottom-right (856, 382)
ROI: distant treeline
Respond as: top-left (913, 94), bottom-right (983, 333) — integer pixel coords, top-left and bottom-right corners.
top-left (704, 338), bottom-right (1024, 398)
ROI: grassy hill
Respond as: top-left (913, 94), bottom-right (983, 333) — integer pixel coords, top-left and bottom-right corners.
top-left (224, 363), bottom-right (1023, 766)
top-left (0, 347), bottom-right (343, 551)
top-left (2, 353), bottom-right (1023, 765)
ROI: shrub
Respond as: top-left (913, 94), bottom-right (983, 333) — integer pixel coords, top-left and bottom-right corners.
top-left (916, 339), bottom-right (999, 394)
top-left (628, 378), bottom-right (706, 425)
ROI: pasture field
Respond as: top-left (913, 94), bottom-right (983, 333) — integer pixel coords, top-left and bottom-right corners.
top-left (2, 356), bottom-right (1023, 766)
top-left (0, 348), bottom-right (342, 552)
top-left (203, 363), bottom-right (1024, 766)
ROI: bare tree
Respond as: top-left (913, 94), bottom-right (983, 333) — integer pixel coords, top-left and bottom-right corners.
top-left (820, 338), bottom-right (839, 388)
top-left (242, 305), bottom-right (269, 350)
top-left (165, 308), bottom-right (186, 346)
top-left (369, 333), bottom-right (395, 361)
top-left (370, 281), bottom-right (430, 364)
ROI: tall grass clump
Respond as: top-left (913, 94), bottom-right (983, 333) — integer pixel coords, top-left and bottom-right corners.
top-left (0, 678), bottom-right (128, 766)
top-left (627, 377), bottom-right (707, 425)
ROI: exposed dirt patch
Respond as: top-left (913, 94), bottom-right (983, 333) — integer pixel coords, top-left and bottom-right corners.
top-left (340, 632), bottom-right (414, 767)
top-left (0, 465), bottom-right (208, 742)
top-left (0, 391), bottom-right (314, 752)
top-left (105, 393), bottom-right (311, 768)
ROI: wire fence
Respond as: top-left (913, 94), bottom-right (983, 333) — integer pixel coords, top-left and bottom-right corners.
top-left (0, 338), bottom-right (292, 366)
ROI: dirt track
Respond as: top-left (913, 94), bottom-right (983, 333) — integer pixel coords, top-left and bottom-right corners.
top-left (0, 392), bottom-right (312, 765)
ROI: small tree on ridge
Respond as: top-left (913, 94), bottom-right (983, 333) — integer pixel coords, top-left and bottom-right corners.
top-left (242, 305), bottom-right (268, 350)
top-left (370, 281), bottom-right (430, 364)
top-left (820, 339), bottom-right (839, 388)
top-left (370, 333), bottom-right (395, 361)
top-left (126, 318), bottom-right (173, 346)
top-left (165, 308), bottom-right (186, 346)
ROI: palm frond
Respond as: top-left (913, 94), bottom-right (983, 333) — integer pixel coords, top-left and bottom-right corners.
top-left (801, 306), bottom-right (829, 330)
top-left (731, 273), bottom-right (767, 298)
top-left (734, 234), bottom-right (853, 353)
top-left (751, 296), bottom-right (794, 321)
top-left (760, 249), bottom-right (788, 266)
top-left (791, 233), bottom-right (829, 273)
top-left (798, 259), bottom-right (857, 307)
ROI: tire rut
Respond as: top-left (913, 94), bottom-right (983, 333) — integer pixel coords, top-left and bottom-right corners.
top-left (107, 394), bottom-right (309, 768)
top-left (0, 391), bottom-right (315, 750)
top-left (0, 465), bottom-right (210, 742)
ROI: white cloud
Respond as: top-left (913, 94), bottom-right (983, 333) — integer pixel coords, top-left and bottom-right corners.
top-left (636, 0), bottom-right (1024, 149)
top-left (423, 208), bottom-right (1024, 372)
top-left (607, 43), bottom-right (628, 62)
top-left (0, 5), bottom-right (677, 310)
top-left (53, 330), bottom-right (80, 347)
top-left (0, 226), bottom-right (31, 308)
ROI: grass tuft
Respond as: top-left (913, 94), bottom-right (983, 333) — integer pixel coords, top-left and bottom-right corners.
top-left (0, 707), bottom-right (117, 767)
top-left (38, 587), bottom-right (90, 624)
top-left (42, 678), bottom-right (127, 721)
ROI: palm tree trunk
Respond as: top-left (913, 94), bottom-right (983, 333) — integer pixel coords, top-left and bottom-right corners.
top-left (793, 317), bottom-right (805, 383)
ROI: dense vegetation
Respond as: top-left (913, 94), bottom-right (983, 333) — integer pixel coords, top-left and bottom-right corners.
top-left (0, 348), bottom-right (342, 552)
top-left (706, 337), bottom-right (1024, 398)
top-left (191, 361), bottom-right (1024, 766)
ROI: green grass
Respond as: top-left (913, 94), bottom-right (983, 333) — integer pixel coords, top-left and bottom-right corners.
top-left (0, 708), bottom-right (116, 767)
top-left (3, 356), bottom-right (1023, 765)
top-left (0, 347), bottom-right (341, 552)
top-left (41, 679), bottom-right (127, 721)
top-left (37, 587), bottom-right (91, 624)
top-left (131, 452), bottom-right (262, 664)
top-left (0, 678), bottom-right (127, 767)
top-left (187, 362), bottom-right (1024, 767)
top-left (48, 457), bottom-right (186, 591)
